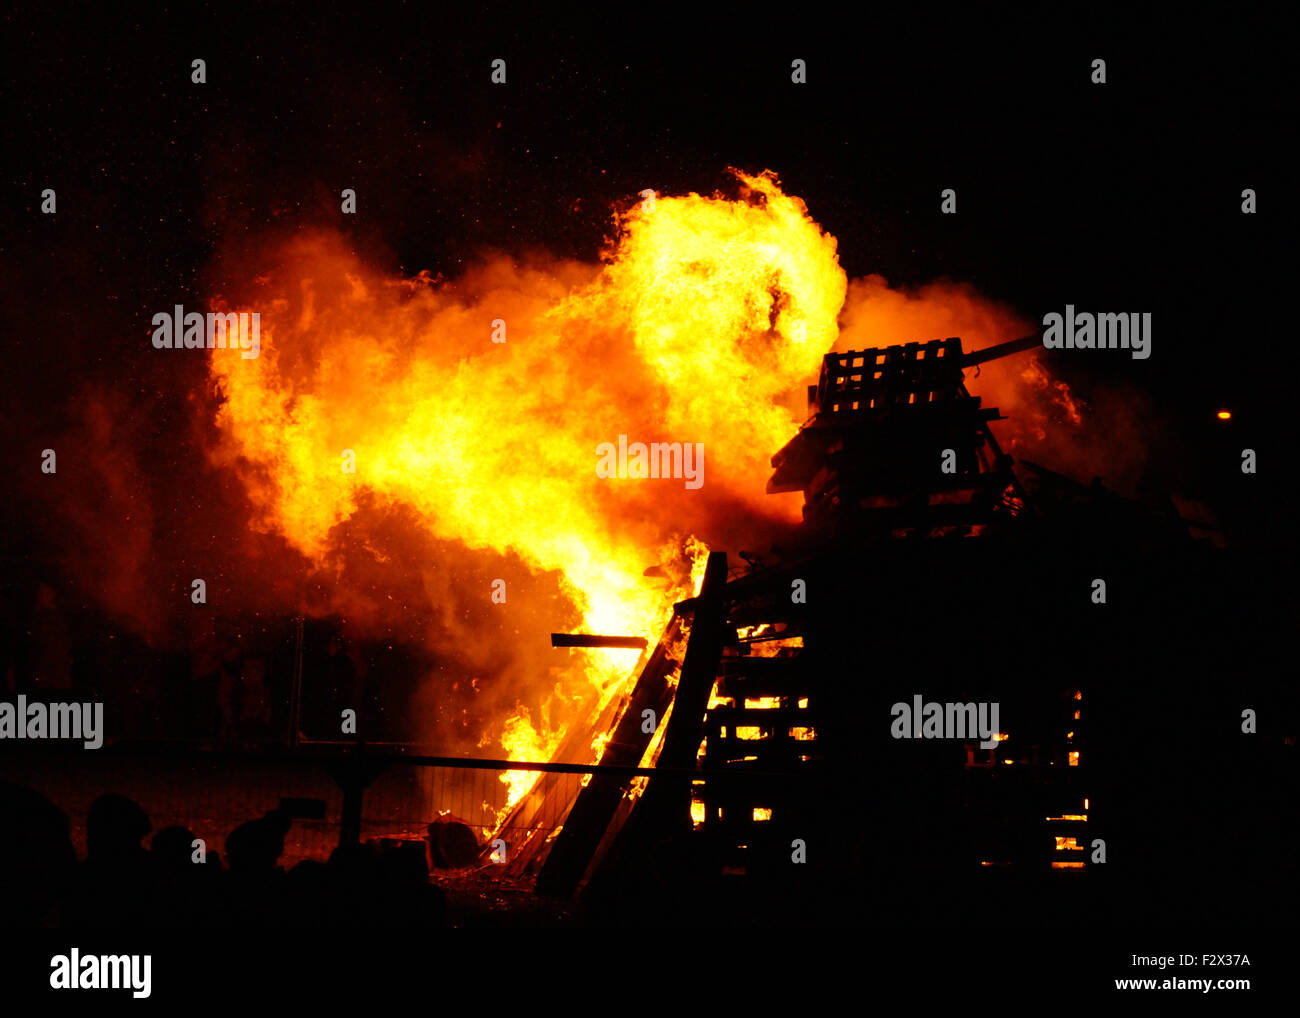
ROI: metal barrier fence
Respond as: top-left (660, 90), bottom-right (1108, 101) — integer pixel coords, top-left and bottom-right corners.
top-left (0, 744), bottom-right (801, 870)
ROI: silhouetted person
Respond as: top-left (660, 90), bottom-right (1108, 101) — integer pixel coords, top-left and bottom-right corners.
top-left (149, 825), bottom-right (223, 926)
top-left (0, 781), bottom-right (77, 927)
top-left (64, 794), bottom-right (152, 927)
top-left (326, 840), bottom-right (383, 925)
top-left (223, 808), bottom-right (292, 925)
top-left (284, 859), bottom-right (332, 928)
top-left (86, 794), bottom-right (151, 866)
top-left (377, 840), bottom-right (447, 928)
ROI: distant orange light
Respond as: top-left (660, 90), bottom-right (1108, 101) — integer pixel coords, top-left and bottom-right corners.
top-left (1216, 410), bottom-right (1232, 420)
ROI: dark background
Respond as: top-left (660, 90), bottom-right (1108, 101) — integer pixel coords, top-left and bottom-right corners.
top-left (0, 3), bottom-right (1295, 971)
top-left (2, 3), bottom-right (1292, 729)
top-left (2, 6), bottom-right (1290, 535)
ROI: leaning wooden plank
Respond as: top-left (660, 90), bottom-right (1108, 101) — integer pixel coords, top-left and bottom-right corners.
top-left (591, 553), bottom-right (730, 876)
top-left (502, 692), bottom-right (626, 877)
top-left (534, 612), bottom-right (687, 897)
top-left (650, 552), bottom-right (729, 772)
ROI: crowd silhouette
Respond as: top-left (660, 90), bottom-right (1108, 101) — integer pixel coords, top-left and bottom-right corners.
top-left (1, 781), bottom-right (448, 928)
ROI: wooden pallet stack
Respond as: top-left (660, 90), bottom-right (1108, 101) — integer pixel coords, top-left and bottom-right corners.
top-left (769, 336), bottom-right (1037, 534)
top-left (691, 630), bottom-right (820, 875)
top-left (520, 335), bottom-right (1046, 897)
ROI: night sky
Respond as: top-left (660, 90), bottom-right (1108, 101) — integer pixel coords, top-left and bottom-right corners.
top-left (2, 7), bottom-right (1291, 587)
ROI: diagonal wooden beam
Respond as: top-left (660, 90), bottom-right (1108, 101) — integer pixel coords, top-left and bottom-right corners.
top-left (534, 612), bottom-right (687, 897)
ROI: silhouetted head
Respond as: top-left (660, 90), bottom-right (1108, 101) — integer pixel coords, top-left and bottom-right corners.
top-left (0, 781), bottom-right (77, 924)
top-left (151, 825), bottom-right (199, 869)
top-left (86, 794), bottom-right (151, 864)
top-left (225, 809), bottom-right (290, 874)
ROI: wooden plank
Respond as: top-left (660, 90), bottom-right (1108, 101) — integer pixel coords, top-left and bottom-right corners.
top-left (533, 612), bottom-right (686, 897)
top-left (705, 709), bottom-right (818, 730)
top-left (718, 657), bottom-right (807, 677)
top-left (717, 680), bottom-right (819, 700)
top-left (604, 554), bottom-right (731, 860)
top-left (551, 634), bottom-right (648, 650)
top-left (704, 743), bottom-right (816, 767)
top-left (649, 552), bottom-right (729, 771)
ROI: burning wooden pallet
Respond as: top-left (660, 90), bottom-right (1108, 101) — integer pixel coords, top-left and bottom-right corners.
top-left (497, 335), bottom-right (1051, 896)
top-left (769, 334), bottom-right (1038, 534)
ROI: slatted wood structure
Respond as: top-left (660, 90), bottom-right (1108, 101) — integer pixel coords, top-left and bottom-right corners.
top-left (525, 558), bottom-right (822, 895)
top-left (769, 335), bottom-right (1037, 534)
top-left (507, 334), bottom-right (1045, 896)
top-left (689, 630), bottom-right (820, 874)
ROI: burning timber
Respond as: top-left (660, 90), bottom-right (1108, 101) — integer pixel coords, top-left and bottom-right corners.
top-left (482, 330), bottom-right (1252, 926)
top-left (5, 331), bottom-right (1269, 929)
top-left (767, 333), bottom-right (1039, 534)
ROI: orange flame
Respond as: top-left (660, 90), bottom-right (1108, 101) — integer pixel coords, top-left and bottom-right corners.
top-left (205, 170), bottom-right (846, 809)
top-left (197, 169), bottom-right (1095, 825)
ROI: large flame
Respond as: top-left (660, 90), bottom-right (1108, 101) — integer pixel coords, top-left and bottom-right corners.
top-left (178, 168), bottom-right (1097, 827)
top-left (206, 170), bottom-right (846, 811)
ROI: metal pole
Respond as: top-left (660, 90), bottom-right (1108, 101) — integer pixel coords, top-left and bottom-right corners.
top-left (287, 615), bottom-right (304, 748)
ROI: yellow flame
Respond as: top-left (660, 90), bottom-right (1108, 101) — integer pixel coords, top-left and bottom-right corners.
top-left (495, 707), bottom-right (547, 825)
top-left (209, 170), bottom-right (846, 784)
